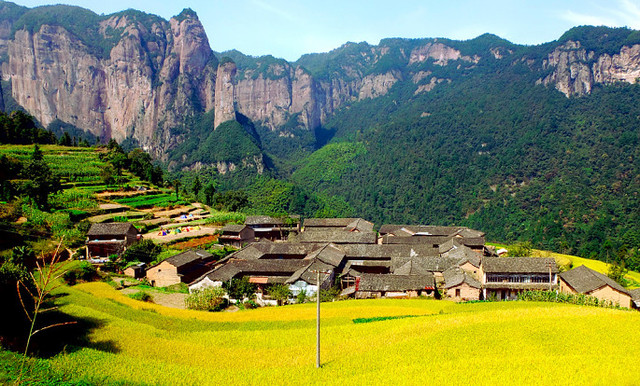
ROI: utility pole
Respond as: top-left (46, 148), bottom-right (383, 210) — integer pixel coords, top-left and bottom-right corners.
top-left (312, 269), bottom-right (331, 369)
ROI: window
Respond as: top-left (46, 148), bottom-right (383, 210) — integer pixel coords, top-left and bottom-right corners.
top-left (455, 289), bottom-right (461, 298)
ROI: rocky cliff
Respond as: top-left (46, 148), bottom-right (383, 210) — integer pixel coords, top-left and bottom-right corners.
top-left (2, 5), bottom-right (640, 167)
top-left (4, 7), bottom-right (216, 158)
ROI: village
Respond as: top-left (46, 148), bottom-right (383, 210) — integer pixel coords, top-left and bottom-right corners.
top-left (85, 215), bottom-right (640, 309)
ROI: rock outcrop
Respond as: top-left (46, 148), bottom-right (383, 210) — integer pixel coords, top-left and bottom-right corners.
top-left (538, 40), bottom-right (640, 96)
top-left (7, 10), bottom-right (216, 158)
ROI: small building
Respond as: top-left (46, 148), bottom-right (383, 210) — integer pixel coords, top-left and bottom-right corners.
top-left (146, 249), bottom-right (214, 287)
top-left (218, 224), bottom-right (255, 247)
top-left (354, 273), bottom-right (436, 299)
top-left (630, 288), bottom-right (640, 310)
top-left (124, 262), bottom-right (147, 279)
top-left (86, 223), bottom-right (139, 261)
top-left (443, 267), bottom-right (482, 301)
top-left (245, 215), bottom-right (300, 241)
top-left (480, 256), bottom-right (558, 300)
top-left (559, 265), bottom-right (632, 308)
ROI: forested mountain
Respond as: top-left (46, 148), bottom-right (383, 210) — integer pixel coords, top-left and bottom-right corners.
top-left (0, 1), bottom-right (638, 263)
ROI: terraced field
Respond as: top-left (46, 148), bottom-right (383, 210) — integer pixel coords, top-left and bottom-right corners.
top-left (6, 282), bottom-right (639, 385)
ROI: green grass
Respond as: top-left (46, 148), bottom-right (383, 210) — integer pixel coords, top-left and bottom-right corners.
top-left (114, 194), bottom-right (186, 209)
top-left (10, 282), bottom-right (640, 385)
top-left (0, 144), bottom-right (105, 181)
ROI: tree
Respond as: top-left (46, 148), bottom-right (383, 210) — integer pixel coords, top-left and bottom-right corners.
top-left (203, 182), bottom-right (216, 206)
top-left (223, 277), bottom-right (256, 302)
top-left (267, 284), bottom-right (292, 306)
top-left (191, 176), bottom-right (202, 197)
top-left (23, 145), bottom-right (61, 208)
top-left (122, 240), bottom-right (162, 264)
top-left (100, 164), bottom-right (116, 186)
top-left (607, 261), bottom-right (628, 286)
top-left (173, 179), bottom-right (181, 200)
top-left (509, 241), bottom-right (532, 257)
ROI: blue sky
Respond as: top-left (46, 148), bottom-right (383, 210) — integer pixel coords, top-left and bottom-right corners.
top-left (10, 0), bottom-right (640, 61)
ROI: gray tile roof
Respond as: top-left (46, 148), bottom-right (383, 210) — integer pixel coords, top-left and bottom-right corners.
top-left (232, 242), bottom-right (324, 260)
top-left (378, 225), bottom-right (483, 237)
top-left (391, 256), bottom-right (460, 273)
top-left (87, 222), bottom-right (137, 237)
top-left (164, 249), bottom-right (213, 268)
top-left (341, 244), bottom-right (439, 259)
top-left (443, 267), bottom-right (482, 289)
top-left (343, 218), bottom-right (375, 232)
top-left (482, 257), bottom-right (558, 274)
top-left (222, 224), bottom-right (248, 233)
top-left (630, 288), bottom-right (640, 300)
top-left (559, 265), bottom-right (629, 295)
top-left (203, 259), bottom-right (311, 283)
top-left (295, 230), bottom-right (377, 244)
top-left (303, 218), bottom-right (362, 228)
top-left (305, 243), bottom-right (346, 267)
top-left (357, 273), bottom-right (435, 292)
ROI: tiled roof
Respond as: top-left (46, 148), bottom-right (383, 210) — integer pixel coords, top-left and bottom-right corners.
top-left (164, 249), bottom-right (213, 268)
top-left (222, 224), bottom-right (248, 233)
top-left (357, 273), bottom-right (435, 291)
top-left (482, 257), bottom-right (558, 274)
top-left (87, 222), bottom-right (136, 236)
top-left (295, 231), bottom-right (377, 244)
top-left (443, 267), bottom-right (482, 289)
top-left (303, 218), bottom-right (362, 228)
top-left (559, 265), bottom-right (629, 295)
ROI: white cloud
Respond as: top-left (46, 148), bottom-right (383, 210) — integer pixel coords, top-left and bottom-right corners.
top-left (560, 10), bottom-right (616, 27)
top-left (250, 0), bottom-right (297, 23)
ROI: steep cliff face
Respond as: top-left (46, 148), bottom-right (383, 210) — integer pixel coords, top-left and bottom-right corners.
top-left (6, 9), bottom-right (216, 158)
top-left (538, 40), bottom-right (640, 96)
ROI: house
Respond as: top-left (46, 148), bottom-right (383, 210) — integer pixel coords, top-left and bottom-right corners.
top-left (353, 273), bottom-right (436, 298)
top-left (86, 223), bottom-right (139, 261)
top-left (286, 244), bottom-right (346, 297)
top-left (124, 262), bottom-right (146, 279)
top-left (231, 241), bottom-right (323, 260)
top-left (558, 265), bottom-right (632, 308)
top-left (378, 225), bottom-right (485, 252)
top-left (303, 218), bottom-right (374, 232)
top-left (218, 224), bottom-right (255, 247)
top-left (146, 249), bottom-right (214, 287)
top-left (245, 215), bottom-right (300, 241)
top-left (630, 288), bottom-right (640, 309)
top-left (443, 267), bottom-right (482, 301)
top-left (294, 230), bottom-right (377, 244)
top-left (480, 257), bottom-right (558, 300)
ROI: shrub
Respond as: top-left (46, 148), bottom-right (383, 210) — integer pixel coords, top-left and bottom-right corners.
top-left (123, 239), bottom-right (162, 263)
top-left (185, 287), bottom-right (227, 311)
top-left (267, 284), bottom-right (292, 306)
top-left (62, 261), bottom-right (98, 285)
top-left (296, 289), bottom-right (308, 304)
top-left (128, 291), bottom-right (153, 302)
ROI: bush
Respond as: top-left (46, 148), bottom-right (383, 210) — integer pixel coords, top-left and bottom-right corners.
top-left (123, 239), bottom-right (162, 263)
top-left (296, 289), bottom-right (308, 304)
top-left (62, 261), bottom-right (98, 285)
top-left (267, 284), bottom-right (292, 306)
top-left (128, 291), bottom-right (153, 302)
top-left (185, 287), bottom-right (227, 311)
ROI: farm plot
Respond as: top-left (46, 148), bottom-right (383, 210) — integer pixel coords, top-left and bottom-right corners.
top-left (12, 282), bottom-right (639, 385)
top-left (114, 194), bottom-right (187, 209)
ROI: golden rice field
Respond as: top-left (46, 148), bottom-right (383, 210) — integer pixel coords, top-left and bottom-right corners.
top-left (21, 282), bottom-right (640, 385)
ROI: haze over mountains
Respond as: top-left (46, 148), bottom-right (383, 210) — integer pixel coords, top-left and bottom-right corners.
top-left (0, 2), bottom-right (638, 261)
